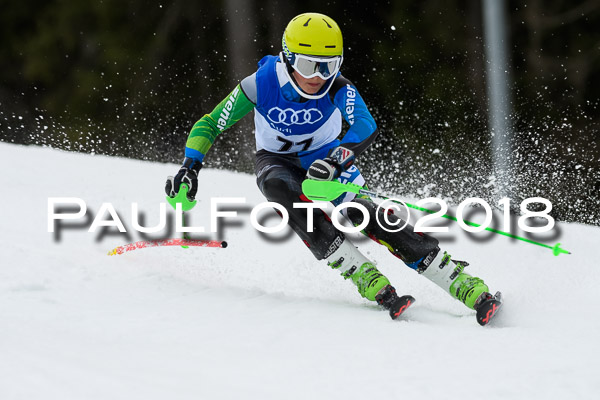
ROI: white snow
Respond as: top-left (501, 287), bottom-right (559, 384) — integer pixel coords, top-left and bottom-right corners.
top-left (1, 142), bottom-right (599, 400)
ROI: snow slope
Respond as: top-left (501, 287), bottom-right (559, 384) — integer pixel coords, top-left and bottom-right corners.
top-left (1, 142), bottom-right (599, 400)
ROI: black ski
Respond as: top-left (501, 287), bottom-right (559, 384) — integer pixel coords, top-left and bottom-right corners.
top-left (475, 291), bottom-right (503, 326)
top-left (388, 295), bottom-right (415, 320)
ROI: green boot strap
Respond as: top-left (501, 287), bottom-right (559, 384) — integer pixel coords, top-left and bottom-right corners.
top-left (349, 262), bottom-right (391, 301)
top-left (450, 274), bottom-right (489, 310)
top-left (325, 238), bottom-right (391, 302)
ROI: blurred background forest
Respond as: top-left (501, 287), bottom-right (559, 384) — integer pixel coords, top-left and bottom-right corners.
top-left (1, 0), bottom-right (599, 224)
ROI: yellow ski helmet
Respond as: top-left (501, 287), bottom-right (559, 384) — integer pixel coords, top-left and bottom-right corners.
top-left (281, 13), bottom-right (344, 99)
top-left (282, 12), bottom-right (343, 58)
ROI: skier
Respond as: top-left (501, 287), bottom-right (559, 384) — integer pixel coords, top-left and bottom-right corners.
top-left (166, 12), bottom-right (501, 324)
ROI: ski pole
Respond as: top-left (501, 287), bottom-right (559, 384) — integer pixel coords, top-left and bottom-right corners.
top-left (107, 184), bottom-right (226, 255)
top-left (166, 183), bottom-right (197, 248)
top-left (301, 179), bottom-right (571, 256)
top-left (108, 239), bottom-right (227, 255)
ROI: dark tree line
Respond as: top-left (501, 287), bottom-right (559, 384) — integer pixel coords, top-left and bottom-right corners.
top-left (1, 0), bottom-right (598, 224)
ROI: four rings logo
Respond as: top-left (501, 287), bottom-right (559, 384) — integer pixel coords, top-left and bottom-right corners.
top-left (267, 107), bottom-right (323, 126)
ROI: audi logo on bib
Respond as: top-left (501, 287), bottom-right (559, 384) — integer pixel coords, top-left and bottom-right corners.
top-left (267, 107), bottom-right (323, 126)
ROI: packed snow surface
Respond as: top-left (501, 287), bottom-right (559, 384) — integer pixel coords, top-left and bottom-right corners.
top-left (1, 143), bottom-right (599, 399)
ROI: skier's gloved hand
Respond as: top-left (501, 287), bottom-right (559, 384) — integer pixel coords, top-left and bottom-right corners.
top-left (306, 146), bottom-right (355, 181)
top-left (165, 157), bottom-right (203, 201)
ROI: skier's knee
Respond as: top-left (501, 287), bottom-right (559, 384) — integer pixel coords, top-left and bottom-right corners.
top-left (261, 177), bottom-right (296, 205)
top-left (346, 198), bottom-right (374, 226)
top-left (346, 198), bottom-right (388, 228)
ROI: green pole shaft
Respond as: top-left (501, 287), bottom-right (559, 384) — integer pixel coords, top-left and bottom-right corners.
top-left (360, 189), bottom-right (570, 255)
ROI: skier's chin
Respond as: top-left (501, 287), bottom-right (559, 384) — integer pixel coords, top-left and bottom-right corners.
top-left (303, 83), bottom-right (324, 94)
top-left (292, 71), bottom-right (326, 94)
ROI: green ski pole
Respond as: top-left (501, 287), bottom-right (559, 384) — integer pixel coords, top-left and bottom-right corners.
top-left (166, 183), bottom-right (197, 248)
top-left (301, 179), bottom-right (571, 256)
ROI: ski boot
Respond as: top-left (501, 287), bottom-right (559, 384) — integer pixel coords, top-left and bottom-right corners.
top-left (326, 238), bottom-right (390, 302)
top-left (418, 248), bottom-right (502, 326)
top-left (326, 237), bottom-right (415, 319)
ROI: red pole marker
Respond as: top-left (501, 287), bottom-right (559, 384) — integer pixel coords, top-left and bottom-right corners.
top-left (108, 239), bottom-right (228, 256)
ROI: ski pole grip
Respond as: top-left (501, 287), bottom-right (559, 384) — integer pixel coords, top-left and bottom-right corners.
top-left (166, 183), bottom-right (197, 211)
top-left (302, 179), bottom-right (363, 201)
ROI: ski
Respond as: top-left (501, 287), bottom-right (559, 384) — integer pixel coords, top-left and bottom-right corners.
top-left (388, 295), bottom-right (415, 320)
top-left (475, 291), bottom-right (503, 326)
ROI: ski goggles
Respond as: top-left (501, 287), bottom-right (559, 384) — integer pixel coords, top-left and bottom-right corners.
top-left (289, 53), bottom-right (343, 80)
